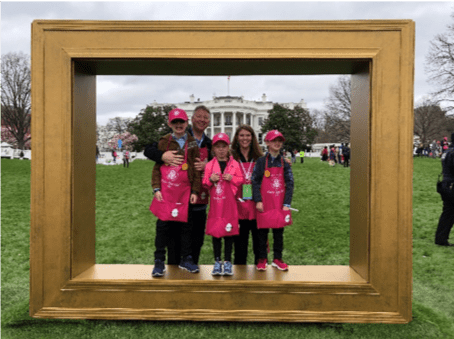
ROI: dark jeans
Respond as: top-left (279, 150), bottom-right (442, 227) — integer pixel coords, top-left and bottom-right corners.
top-left (167, 205), bottom-right (207, 265)
top-left (435, 192), bottom-right (454, 244)
top-left (343, 156), bottom-right (350, 167)
top-left (234, 219), bottom-right (259, 265)
top-left (212, 236), bottom-right (234, 262)
top-left (257, 228), bottom-right (284, 260)
top-left (123, 158), bottom-right (129, 167)
top-left (154, 219), bottom-right (192, 263)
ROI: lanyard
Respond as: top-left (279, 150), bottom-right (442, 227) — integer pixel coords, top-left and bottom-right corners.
top-left (240, 160), bottom-right (254, 181)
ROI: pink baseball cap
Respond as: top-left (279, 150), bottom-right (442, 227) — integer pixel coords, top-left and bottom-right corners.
top-left (212, 132), bottom-right (230, 145)
top-left (265, 130), bottom-right (285, 142)
top-left (168, 108), bottom-right (188, 123)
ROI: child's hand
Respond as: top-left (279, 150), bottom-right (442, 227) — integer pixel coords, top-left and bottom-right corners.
top-left (222, 173), bottom-right (232, 181)
top-left (283, 206), bottom-right (290, 211)
top-left (190, 194), bottom-right (198, 204)
top-left (256, 202), bottom-right (264, 212)
top-left (154, 191), bottom-right (163, 202)
top-left (210, 172), bottom-right (220, 183)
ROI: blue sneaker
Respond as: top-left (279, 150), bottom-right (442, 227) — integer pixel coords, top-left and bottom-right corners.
top-left (211, 261), bottom-right (223, 276)
top-left (152, 259), bottom-right (166, 277)
top-left (179, 255), bottom-right (199, 273)
top-left (223, 261), bottom-right (233, 276)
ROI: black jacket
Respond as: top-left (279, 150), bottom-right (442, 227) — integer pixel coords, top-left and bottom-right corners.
top-left (442, 145), bottom-right (454, 181)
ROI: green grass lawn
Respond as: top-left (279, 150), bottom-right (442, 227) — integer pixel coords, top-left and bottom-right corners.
top-left (2, 157), bottom-right (454, 338)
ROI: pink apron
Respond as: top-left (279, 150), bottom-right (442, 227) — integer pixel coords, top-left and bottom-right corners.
top-left (256, 155), bottom-right (292, 229)
top-left (195, 147), bottom-right (210, 205)
top-left (150, 136), bottom-right (191, 222)
top-left (236, 161), bottom-right (257, 220)
top-left (206, 159), bottom-right (240, 238)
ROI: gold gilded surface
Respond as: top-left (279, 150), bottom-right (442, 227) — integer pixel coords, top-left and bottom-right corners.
top-left (30, 20), bottom-right (414, 323)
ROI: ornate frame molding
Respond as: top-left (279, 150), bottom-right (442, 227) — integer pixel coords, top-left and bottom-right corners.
top-left (30, 20), bottom-right (414, 323)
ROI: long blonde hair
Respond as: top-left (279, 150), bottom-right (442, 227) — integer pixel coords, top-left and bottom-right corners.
top-left (231, 125), bottom-right (263, 161)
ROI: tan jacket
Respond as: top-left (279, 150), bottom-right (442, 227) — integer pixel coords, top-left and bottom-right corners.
top-left (151, 133), bottom-right (201, 194)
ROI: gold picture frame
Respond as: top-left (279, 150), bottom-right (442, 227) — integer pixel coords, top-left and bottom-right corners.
top-left (30, 20), bottom-right (414, 323)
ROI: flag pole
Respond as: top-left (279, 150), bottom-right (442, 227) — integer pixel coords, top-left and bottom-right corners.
top-left (227, 76), bottom-right (230, 95)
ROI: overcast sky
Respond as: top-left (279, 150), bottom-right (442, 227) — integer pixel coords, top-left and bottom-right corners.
top-left (2, 1), bottom-right (454, 125)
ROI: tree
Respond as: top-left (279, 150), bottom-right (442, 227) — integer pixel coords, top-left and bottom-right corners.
top-left (127, 104), bottom-right (175, 151)
top-left (414, 97), bottom-right (449, 145)
top-left (322, 75), bottom-right (351, 142)
top-left (1, 126), bottom-right (30, 149)
top-left (106, 117), bottom-right (132, 134)
top-left (1, 52), bottom-right (31, 149)
top-left (311, 109), bottom-right (333, 144)
top-left (425, 13), bottom-right (454, 112)
top-left (261, 103), bottom-right (317, 151)
top-left (107, 131), bottom-right (138, 151)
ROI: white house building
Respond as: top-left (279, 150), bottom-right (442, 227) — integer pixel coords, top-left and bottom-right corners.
top-left (152, 94), bottom-right (307, 147)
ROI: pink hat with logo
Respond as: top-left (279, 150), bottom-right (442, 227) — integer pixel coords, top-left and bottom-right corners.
top-left (265, 130), bottom-right (285, 142)
top-left (212, 132), bottom-right (230, 145)
top-left (168, 108), bottom-right (188, 123)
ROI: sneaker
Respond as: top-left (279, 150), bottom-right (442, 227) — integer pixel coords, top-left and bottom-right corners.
top-left (223, 261), bottom-right (233, 276)
top-left (272, 259), bottom-right (288, 271)
top-left (152, 259), bottom-right (166, 277)
top-left (211, 260), bottom-right (223, 276)
top-left (256, 258), bottom-right (267, 271)
top-left (179, 255), bottom-right (199, 273)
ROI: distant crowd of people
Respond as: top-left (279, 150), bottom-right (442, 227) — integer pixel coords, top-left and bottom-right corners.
top-left (319, 143), bottom-right (351, 167)
top-left (414, 137), bottom-right (450, 158)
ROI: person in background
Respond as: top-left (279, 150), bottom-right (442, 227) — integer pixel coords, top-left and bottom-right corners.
top-left (300, 149), bottom-right (305, 164)
top-left (123, 148), bottom-right (130, 168)
top-left (343, 143), bottom-right (351, 168)
top-left (435, 132), bottom-right (454, 247)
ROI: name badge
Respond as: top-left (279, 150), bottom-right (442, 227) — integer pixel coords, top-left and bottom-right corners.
top-left (242, 184), bottom-right (252, 200)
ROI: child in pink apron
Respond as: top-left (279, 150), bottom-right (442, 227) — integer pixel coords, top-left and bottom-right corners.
top-left (203, 133), bottom-right (244, 276)
top-left (252, 130), bottom-right (294, 271)
top-left (150, 108), bottom-right (200, 277)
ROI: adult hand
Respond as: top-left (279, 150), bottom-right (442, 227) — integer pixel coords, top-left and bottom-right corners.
top-left (256, 202), bottom-right (264, 212)
top-left (210, 172), bottom-right (220, 183)
top-left (222, 173), bottom-right (232, 181)
top-left (162, 150), bottom-right (184, 166)
top-left (283, 206), bottom-right (290, 211)
top-left (154, 191), bottom-right (163, 202)
top-left (194, 157), bottom-right (207, 171)
top-left (190, 194), bottom-right (198, 204)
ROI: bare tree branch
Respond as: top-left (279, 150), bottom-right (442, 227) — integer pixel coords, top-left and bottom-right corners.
top-left (425, 13), bottom-right (454, 112)
top-left (320, 75), bottom-right (351, 143)
top-left (1, 52), bottom-right (31, 149)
